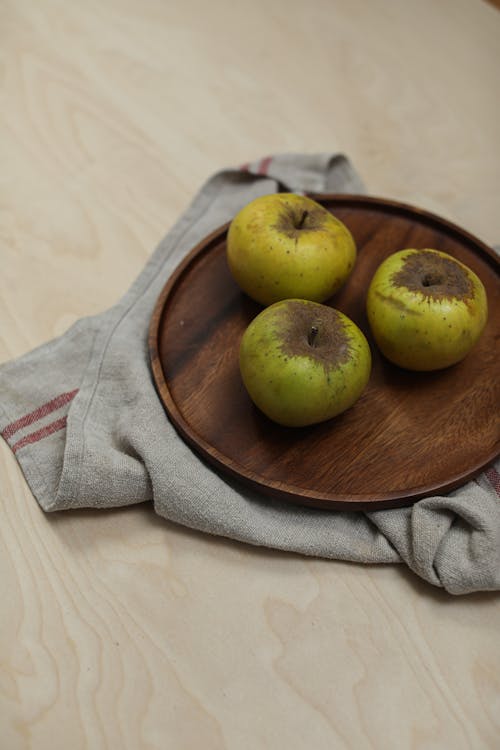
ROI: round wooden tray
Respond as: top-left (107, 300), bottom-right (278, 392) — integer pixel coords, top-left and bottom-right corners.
top-left (149, 195), bottom-right (500, 511)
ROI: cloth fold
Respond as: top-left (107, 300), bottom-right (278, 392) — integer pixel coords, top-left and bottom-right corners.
top-left (1, 152), bottom-right (499, 595)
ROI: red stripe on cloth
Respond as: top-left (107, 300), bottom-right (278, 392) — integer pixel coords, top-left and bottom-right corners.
top-left (257, 156), bottom-right (272, 175)
top-left (11, 416), bottom-right (68, 454)
top-left (1, 389), bottom-right (78, 441)
top-left (485, 467), bottom-right (500, 497)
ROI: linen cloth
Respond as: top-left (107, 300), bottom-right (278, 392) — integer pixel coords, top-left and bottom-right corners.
top-left (1, 153), bottom-right (499, 595)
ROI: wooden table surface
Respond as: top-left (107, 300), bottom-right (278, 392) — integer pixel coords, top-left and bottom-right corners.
top-left (1, 1), bottom-right (499, 748)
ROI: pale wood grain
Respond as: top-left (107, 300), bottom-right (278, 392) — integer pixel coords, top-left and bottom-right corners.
top-left (1, 0), bottom-right (500, 748)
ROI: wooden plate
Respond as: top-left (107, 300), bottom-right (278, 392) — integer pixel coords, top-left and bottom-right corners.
top-left (149, 195), bottom-right (500, 511)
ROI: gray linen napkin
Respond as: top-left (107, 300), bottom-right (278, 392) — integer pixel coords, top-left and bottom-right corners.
top-left (1, 153), bottom-right (499, 595)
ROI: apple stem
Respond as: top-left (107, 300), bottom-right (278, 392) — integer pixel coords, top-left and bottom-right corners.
top-left (422, 273), bottom-right (443, 287)
top-left (297, 210), bottom-right (308, 229)
top-left (308, 325), bottom-right (319, 347)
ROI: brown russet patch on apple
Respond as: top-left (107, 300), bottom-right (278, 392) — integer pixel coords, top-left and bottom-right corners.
top-left (274, 301), bottom-right (352, 368)
top-left (273, 204), bottom-right (327, 239)
top-left (392, 251), bottom-right (473, 301)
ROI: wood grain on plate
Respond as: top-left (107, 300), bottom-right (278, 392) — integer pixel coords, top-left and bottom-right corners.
top-left (149, 195), bottom-right (500, 511)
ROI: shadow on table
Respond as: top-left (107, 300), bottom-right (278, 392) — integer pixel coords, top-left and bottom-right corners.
top-left (47, 501), bottom-right (499, 604)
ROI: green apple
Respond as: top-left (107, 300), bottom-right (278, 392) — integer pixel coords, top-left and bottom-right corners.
top-left (226, 193), bottom-right (356, 306)
top-left (366, 248), bottom-right (488, 371)
top-left (239, 299), bottom-right (371, 427)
